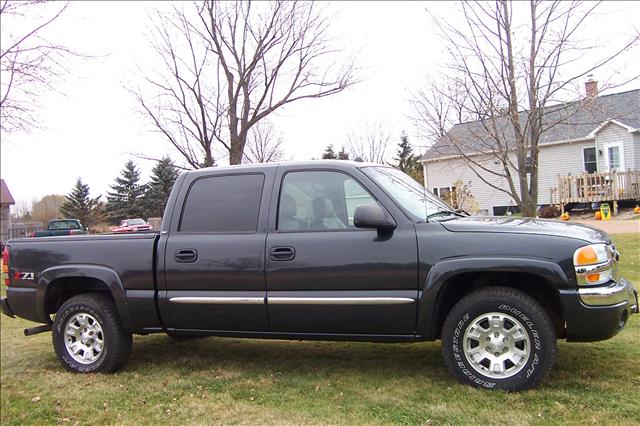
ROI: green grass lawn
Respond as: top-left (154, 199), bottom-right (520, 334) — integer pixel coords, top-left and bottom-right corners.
top-left (1, 235), bottom-right (639, 425)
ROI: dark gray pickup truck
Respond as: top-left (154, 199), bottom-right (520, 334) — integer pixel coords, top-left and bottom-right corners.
top-left (1, 161), bottom-right (637, 391)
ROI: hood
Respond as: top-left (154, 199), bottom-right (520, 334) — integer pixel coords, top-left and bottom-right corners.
top-left (438, 216), bottom-right (610, 244)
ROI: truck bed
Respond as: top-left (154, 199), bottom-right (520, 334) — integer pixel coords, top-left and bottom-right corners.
top-left (6, 232), bottom-right (160, 328)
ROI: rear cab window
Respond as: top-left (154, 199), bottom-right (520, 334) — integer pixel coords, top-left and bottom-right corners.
top-left (179, 174), bottom-right (265, 233)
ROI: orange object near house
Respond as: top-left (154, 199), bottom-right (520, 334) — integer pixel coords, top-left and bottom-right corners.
top-left (594, 211), bottom-right (602, 220)
top-left (634, 206), bottom-right (640, 214)
top-left (560, 212), bottom-right (570, 221)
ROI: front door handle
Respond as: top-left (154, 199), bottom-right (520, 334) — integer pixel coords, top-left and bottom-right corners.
top-left (269, 246), bottom-right (295, 261)
top-left (175, 249), bottom-right (198, 263)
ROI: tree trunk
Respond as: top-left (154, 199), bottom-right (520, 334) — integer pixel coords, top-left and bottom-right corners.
top-left (229, 132), bottom-right (248, 165)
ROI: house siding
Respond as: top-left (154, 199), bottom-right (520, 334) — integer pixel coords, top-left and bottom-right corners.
top-left (424, 139), bottom-right (597, 214)
top-left (537, 139), bottom-right (596, 205)
top-left (1, 205), bottom-right (11, 244)
top-left (423, 153), bottom-right (521, 214)
top-left (633, 132), bottom-right (640, 170)
top-left (595, 122), bottom-right (634, 171)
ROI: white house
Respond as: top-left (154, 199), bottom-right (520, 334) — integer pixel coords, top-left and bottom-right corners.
top-left (421, 87), bottom-right (640, 215)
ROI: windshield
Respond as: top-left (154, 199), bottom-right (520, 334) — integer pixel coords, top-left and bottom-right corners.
top-left (127, 219), bottom-right (146, 225)
top-left (362, 166), bottom-right (454, 222)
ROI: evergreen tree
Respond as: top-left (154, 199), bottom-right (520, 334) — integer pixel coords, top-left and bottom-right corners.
top-left (60, 178), bottom-right (103, 226)
top-left (143, 157), bottom-right (180, 219)
top-left (337, 146), bottom-right (350, 160)
top-left (321, 144), bottom-right (337, 159)
top-left (393, 132), bottom-right (424, 184)
top-left (107, 160), bottom-right (146, 223)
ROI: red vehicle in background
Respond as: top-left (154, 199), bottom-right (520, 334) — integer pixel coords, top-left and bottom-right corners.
top-left (112, 218), bottom-right (153, 233)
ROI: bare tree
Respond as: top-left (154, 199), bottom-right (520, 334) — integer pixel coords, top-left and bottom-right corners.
top-left (413, 1), bottom-right (639, 216)
top-left (0, 1), bottom-right (74, 133)
top-left (242, 120), bottom-right (289, 163)
top-left (131, 7), bottom-right (225, 168)
top-left (346, 121), bottom-right (392, 163)
top-left (135, 0), bottom-right (356, 167)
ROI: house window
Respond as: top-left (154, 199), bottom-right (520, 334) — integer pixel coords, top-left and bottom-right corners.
top-left (525, 156), bottom-right (532, 173)
top-left (607, 145), bottom-right (621, 171)
top-left (432, 186), bottom-right (456, 205)
top-left (583, 147), bottom-right (597, 173)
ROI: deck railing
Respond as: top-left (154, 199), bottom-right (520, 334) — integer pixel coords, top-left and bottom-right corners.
top-left (550, 170), bottom-right (640, 206)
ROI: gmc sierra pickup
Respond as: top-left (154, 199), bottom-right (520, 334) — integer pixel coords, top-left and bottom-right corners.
top-left (1, 161), bottom-right (637, 391)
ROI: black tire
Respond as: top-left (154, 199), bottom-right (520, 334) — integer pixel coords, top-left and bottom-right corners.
top-left (441, 286), bottom-right (556, 391)
top-left (52, 293), bottom-right (132, 373)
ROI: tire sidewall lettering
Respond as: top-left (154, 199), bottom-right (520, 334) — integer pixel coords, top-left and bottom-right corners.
top-left (449, 301), bottom-right (545, 389)
top-left (54, 304), bottom-right (108, 372)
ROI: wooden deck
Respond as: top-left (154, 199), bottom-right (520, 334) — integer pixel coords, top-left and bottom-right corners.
top-left (550, 170), bottom-right (640, 212)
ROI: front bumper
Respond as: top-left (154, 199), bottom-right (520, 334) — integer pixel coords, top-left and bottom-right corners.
top-left (579, 278), bottom-right (639, 310)
top-left (1, 296), bottom-right (15, 318)
top-left (561, 278), bottom-right (638, 342)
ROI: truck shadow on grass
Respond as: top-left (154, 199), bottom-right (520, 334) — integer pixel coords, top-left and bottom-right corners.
top-left (118, 332), bottom-right (638, 389)
top-left (127, 335), bottom-right (449, 379)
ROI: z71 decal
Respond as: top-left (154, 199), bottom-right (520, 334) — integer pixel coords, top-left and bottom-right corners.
top-left (13, 271), bottom-right (35, 280)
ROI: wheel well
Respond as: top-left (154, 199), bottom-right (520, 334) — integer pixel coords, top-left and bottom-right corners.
top-left (433, 271), bottom-right (565, 339)
top-left (45, 277), bottom-right (114, 315)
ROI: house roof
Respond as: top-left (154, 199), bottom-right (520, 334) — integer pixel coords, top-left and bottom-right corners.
top-left (1, 179), bottom-right (15, 205)
top-left (422, 88), bottom-right (640, 161)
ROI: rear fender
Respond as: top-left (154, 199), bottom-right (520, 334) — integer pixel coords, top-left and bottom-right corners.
top-left (37, 265), bottom-right (131, 330)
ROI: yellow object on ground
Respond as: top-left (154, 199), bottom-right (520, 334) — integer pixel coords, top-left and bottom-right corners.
top-left (600, 203), bottom-right (611, 221)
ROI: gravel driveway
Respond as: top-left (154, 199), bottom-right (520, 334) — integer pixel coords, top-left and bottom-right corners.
top-left (574, 219), bottom-right (639, 234)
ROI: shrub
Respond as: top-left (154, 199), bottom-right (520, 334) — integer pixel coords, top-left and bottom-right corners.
top-left (537, 205), bottom-right (559, 218)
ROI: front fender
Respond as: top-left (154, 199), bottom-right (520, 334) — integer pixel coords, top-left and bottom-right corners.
top-left (37, 265), bottom-right (132, 330)
top-left (416, 257), bottom-right (571, 339)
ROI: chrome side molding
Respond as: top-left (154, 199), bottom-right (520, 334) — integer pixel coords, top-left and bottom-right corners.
top-left (169, 296), bottom-right (415, 305)
top-left (268, 297), bottom-right (414, 305)
top-left (169, 297), bottom-right (265, 305)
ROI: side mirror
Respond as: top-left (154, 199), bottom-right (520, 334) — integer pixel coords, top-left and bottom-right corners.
top-left (354, 204), bottom-right (396, 231)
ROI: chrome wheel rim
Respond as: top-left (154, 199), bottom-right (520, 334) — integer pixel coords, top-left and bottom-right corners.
top-left (64, 313), bottom-right (104, 364)
top-left (462, 312), bottom-right (531, 379)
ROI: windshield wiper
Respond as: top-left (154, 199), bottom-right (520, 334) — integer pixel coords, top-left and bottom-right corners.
top-left (425, 209), bottom-right (466, 221)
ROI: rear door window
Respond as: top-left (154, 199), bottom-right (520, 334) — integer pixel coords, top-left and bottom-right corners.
top-left (180, 174), bottom-right (264, 233)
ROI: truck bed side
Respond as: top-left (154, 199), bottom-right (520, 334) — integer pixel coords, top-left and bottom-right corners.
top-left (6, 233), bottom-right (160, 331)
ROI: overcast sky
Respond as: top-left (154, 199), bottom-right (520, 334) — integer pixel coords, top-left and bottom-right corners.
top-left (1, 1), bottom-right (639, 207)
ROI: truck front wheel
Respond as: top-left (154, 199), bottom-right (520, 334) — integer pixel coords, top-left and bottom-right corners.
top-left (441, 286), bottom-right (556, 391)
top-left (52, 293), bottom-right (132, 373)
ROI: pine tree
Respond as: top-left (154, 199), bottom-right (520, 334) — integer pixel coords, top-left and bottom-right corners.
top-left (337, 146), bottom-right (350, 160)
top-left (60, 178), bottom-right (103, 227)
top-left (393, 132), bottom-right (424, 184)
top-left (394, 132), bottom-right (414, 172)
top-left (321, 145), bottom-right (337, 159)
top-left (107, 160), bottom-right (146, 223)
top-left (143, 157), bottom-right (179, 219)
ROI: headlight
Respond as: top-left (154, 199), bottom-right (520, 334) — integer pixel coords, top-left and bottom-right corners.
top-left (573, 244), bottom-right (613, 286)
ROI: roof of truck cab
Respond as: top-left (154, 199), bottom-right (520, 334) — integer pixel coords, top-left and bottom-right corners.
top-left (185, 160), bottom-right (385, 174)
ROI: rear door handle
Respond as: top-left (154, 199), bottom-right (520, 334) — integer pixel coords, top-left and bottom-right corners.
top-left (269, 246), bottom-right (295, 261)
top-left (175, 249), bottom-right (198, 263)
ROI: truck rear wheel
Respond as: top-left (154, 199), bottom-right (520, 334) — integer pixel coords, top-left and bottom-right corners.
top-left (52, 293), bottom-right (132, 373)
top-left (441, 286), bottom-right (556, 391)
